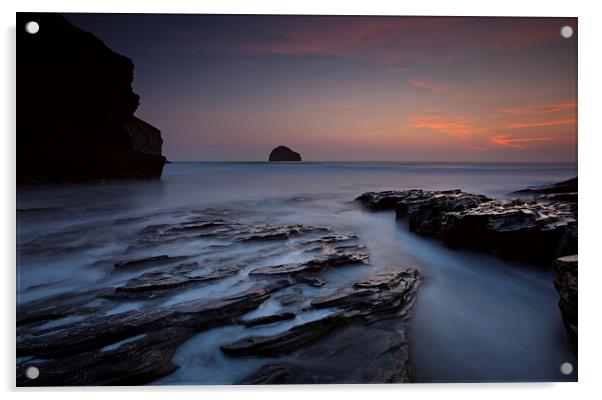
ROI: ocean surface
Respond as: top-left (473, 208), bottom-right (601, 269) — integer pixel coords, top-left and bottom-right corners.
top-left (16, 162), bottom-right (578, 383)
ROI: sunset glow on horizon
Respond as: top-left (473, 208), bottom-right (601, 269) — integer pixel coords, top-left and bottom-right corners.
top-left (66, 14), bottom-right (577, 162)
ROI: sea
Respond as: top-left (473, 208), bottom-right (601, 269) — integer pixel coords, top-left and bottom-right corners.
top-left (16, 162), bottom-right (578, 383)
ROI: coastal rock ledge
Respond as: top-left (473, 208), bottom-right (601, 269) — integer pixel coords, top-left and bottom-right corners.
top-left (269, 146), bottom-right (302, 162)
top-left (17, 13), bottom-right (166, 182)
top-left (356, 179), bottom-right (577, 264)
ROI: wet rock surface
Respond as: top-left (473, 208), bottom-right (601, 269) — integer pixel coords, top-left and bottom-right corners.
top-left (242, 312), bottom-right (296, 327)
top-left (439, 199), bottom-right (576, 263)
top-left (231, 267), bottom-right (421, 384)
top-left (17, 286), bottom-right (275, 385)
top-left (356, 179), bottom-right (577, 264)
top-left (17, 207), bottom-right (422, 385)
top-left (555, 255), bottom-right (578, 350)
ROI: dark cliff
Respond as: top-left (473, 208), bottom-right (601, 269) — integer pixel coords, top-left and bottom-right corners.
top-left (17, 13), bottom-right (166, 182)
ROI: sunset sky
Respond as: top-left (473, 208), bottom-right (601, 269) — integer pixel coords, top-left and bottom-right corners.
top-left (66, 14), bottom-right (577, 162)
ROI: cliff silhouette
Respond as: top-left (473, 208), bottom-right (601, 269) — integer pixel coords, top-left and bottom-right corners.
top-left (17, 13), bottom-right (166, 182)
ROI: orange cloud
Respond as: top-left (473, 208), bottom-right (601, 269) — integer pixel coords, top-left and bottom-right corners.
top-left (491, 135), bottom-right (552, 149)
top-left (505, 118), bottom-right (577, 129)
top-left (410, 115), bottom-right (486, 138)
top-left (410, 99), bottom-right (575, 150)
top-left (498, 102), bottom-right (577, 115)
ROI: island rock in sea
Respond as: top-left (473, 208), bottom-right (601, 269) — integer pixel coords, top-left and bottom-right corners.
top-left (268, 146), bottom-right (302, 162)
top-left (17, 13), bottom-right (166, 182)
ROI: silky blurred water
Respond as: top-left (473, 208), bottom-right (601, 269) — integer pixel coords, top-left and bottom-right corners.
top-left (16, 162), bottom-right (577, 383)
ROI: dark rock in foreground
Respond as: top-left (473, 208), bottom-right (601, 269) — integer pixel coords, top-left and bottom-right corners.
top-left (242, 312), bottom-right (296, 327)
top-left (356, 184), bottom-right (577, 264)
top-left (222, 311), bottom-right (358, 357)
top-left (439, 199), bottom-right (576, 263)
top-left (222, 267), bottom-right (420, 356)
top-left (114, 255), bottom-right (194, 270)
top-left (17, 13), bottom-right (166, 182)
top-left (311, 267), bottom-right (421, 320)
top-left (231, 267), bottom-right (421, 383)
top-left (19, 208), bottom-right (421, 385)
top-left (555, 255), bottom-right (578, 350)
top-left (268, 145), bottom-right (302, 162)
top-left (238, 363), bottom-right (292, 384)
top-left (249, 252), bottom-right (369, 279)
top-left (16, 285), bottom-right (278, 385)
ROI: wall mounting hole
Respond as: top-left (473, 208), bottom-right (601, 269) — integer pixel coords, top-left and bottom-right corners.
top-left (25, 366), bottom-right (40, 380)
top-left (25, 21), bottom-right (39, 34)
top-left (560, 362), bottom-right (573, 375)
top-left (560, 25), bottom-right (573, 39)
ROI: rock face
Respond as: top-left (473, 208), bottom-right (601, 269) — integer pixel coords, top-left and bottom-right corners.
top-left (438, 199), bottom-right (576, 263)
top-left (356, 180), bottom-right (577, 264)
top-left (225, 267), bottom-right (422, 384)
top-left (17, 13), bottom-right (166, 182)
top-left (268, 146), bottom-right (302, 162)
top-left (555, 255), bottom-right (578, 350)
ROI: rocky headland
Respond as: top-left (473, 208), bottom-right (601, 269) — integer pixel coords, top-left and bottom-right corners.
top-left (17, 13), bottom-right (166, 182)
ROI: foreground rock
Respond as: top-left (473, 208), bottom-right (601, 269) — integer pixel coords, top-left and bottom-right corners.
top-left (17, 208), bottom-right (393, 385)
top-left (249, 252), bottom-right (369, 284)
top-left (229, 266), bottom-right (421, 383)
top-left (238, 323), bottom-right (413, 384)
top-left (114, 262), bottom-right (245, 296)
top-left (311, 267), bottom-right (421, 321)
top-left (555, 255), bottom-right (578, 350)
top-left (242, 312), bottom-right (296, 327)
top-left (268, 145), bottom-right (302, 162)
top-left (230, 267), bottom-right (421, 384)
top-left (439, 199), bottom-right (576, 263)
top-left (356, 183), bottom-right (577, 264)
top-left (18, 13), bottom-right (165, 182)
top-left (17, 286), bottom-right (278, 385)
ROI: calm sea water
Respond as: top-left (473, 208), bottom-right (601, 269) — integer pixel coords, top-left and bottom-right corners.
top-left (16, 162), bottom-right (578, 383)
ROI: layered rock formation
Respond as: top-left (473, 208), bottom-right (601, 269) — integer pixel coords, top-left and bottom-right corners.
top-left (229, 267), bottom-right (422, 384)
top-left (17, 13), bottom-right (166, 182)
top-left (268, 146), bottom-right (302, 162)
top-left (356, 179), bottom-right (578, 264)
top-left (17, 208), bottom-right (421, 385)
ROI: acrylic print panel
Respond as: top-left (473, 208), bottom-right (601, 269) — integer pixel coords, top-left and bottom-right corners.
top-left (16, 12), bottom-right (577, 386)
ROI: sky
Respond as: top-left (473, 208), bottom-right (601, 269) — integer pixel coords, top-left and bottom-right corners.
top-left (65, 14), bottom-right (577, 162)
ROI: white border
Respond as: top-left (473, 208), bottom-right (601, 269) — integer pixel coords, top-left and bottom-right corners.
top-left (2, 0), bottom-right (601, 398)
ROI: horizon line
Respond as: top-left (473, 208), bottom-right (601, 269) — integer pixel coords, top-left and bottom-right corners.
top-left (166, 160), bottom-right (577, 165)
